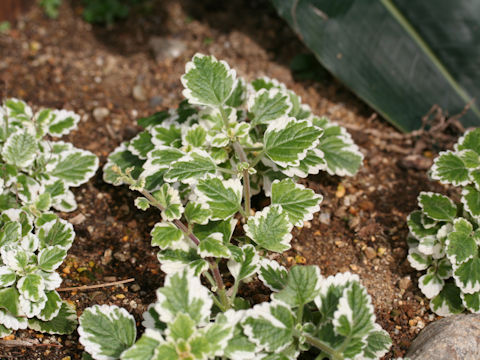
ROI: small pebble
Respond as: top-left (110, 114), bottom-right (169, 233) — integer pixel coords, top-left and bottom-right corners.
top-left (132, 84), bottom-right (147, 101)
top-left (69, 213), bottom-right (86, 225)
top-left (101, 248), bottom-right (112, 265)
top-left (318, 212), bottom-right (331, 225)
top-left (93, 107), bottom-right (109, 121)
top-left (113, 252), bottom-right (128, 262)
top-left (364, 246), bottom-right (376, 260)
top-left (131, 284), bottom-right (141, 292)
top-left (399, 276), bottom-right (412, 290)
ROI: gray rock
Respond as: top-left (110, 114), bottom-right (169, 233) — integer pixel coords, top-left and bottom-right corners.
top-left (149, 95), bottom-right (163, 108)
top-left (149, 37), bottom-right (186, 62)
top-left (93, 107), bottom-right (109, 121)
top-left (406, 314), bottom-right (480, 360)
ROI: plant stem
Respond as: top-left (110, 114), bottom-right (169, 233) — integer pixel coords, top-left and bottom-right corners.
top-left (250, 150), bottom-right (265, 168)
top-left (211, 261), bottom-right (229, 310)
top-left (298, 331), bottom-right (344, 360)
top-left (296, 305), bottom-right (304, 324)
top-left (230, 278), bottom-right (241, 305)
top-left (232, 142), bottom-right (251, 219)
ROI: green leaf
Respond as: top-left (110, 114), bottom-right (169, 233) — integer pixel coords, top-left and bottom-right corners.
top-left (38, 246), bottom-right (68, 272)
top-left (313, 119), bottom-right (363, 177)
top-left (271, 179), bottom-right (322, 226)
top-left (137, 110), bottom-right (171, 128)
top-left (407, 210), bottom-right (439, 240)
top-left (184, 202), bottom-right (211, 225)
top-left (462, 185), bottom-right (480, 220)
top-left (244, 205), bottom-right (293, 252)
top-left (418, 270), bottom-right (444, 299)
top-left (78, 305), bottom-right (136, 359)
top-left (198, 233), bottom-right (231, 258)
top-left (446, 218), bottom-right (476, 264)
top-left (227, 244), bottom-right (259, 281)
top-left (153, 184), bottom-right (184, 221)
top-left (134, 197), bottom-right (150, 211)
top-left (47, 109), bottom-right (80, 136)
top-left (2, 130), bottom-right (37, 168)
top-left (164, 150), bottom-right (217, 184)
top-left (151, 222), bottom-right (184, 250)
top-left (418, 192), bottom-right (457, 221)
top-left (457, 128), bottom-right (480, 154)
top-left (120, 330), bottom-right (162, 360)
top-left (248, 88), bottom-right (292, 126)
top-left (168, 313), bottom-right (196, 341)
top-left (273, 265), bottom-right (322, 307)
top-left (0, 221), bottom-right (21, 247)
top-left (271, 0), bottom-right (480, 131)
top-left (431, 151), bottom-right (470, 186)
top-left (157, 249), bottom-right (208, 276)
top-left (243, 301), bottom-right (295, 352)
top-left (0, 287), bottom-right (20, 316)
top-left (225, 77), bottom-right (246, 107)
top-left (152, 124), bottom-right (182, 148)
top-left (0, 323), bottom-right (12, 337)
top-left (453, 256), bottom-right (480, 293)
top-left (0, 266), bottom-right (16, 287)
top-left (264, 118), bottom-right (323, 167)
top-left (181, 54), bottom-right (236, 107)
top-left (362, 325), bottom-right (392, 360)
top-left (193, 219), bottom-right (237, 244)
top-left (462, 291), bottom-right (480, 313)
top-left (49, 149), bottom-right (98, 186)
top-left (103, 144), bottom-right (145, 185)
top-left (37, 217), bottom-right (75, 250)
top-left (258, 258), bottom-right (288, 291)
top-left (143, 146), bottom-right (185, 170)
top-left (431, 282), bottom-right (464, 316)
top-left (155, 270), bottom-right (212, 325)
top-left (4, 98), bottom-right (32, 121)
top-left (196, 177), bottom-right (242, 220)
top-left (17, 274), bottom-right (45, 302)
top-left (129, 131), bottom-right (154, 159)
top-left (183, 124), bottom-right (207, 148)
top-left (333, 281), bottom-right (374, 340)
top-left (37, 291), bottom-right (62, 321)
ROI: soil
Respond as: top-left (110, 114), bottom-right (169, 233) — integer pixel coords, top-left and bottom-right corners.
top-left (0, 1), bottom-right (465, 359)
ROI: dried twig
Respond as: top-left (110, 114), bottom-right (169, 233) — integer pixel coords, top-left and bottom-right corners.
top-left (57, 278), bottom-right (135, 292)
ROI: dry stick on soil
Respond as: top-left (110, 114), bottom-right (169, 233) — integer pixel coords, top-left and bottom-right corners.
top-left (0, 339), bottom-right (62, 348)
top-left (56, 278), bottom-right (135, 292)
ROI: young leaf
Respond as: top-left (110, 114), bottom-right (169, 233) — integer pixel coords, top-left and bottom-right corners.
top-left (120, 329), bottom-right (163, 360)
top-left (150, 222), bottom-right (184, 250)
top-left (418, 271), bottom-right (445, 299)
top-left (134, 197), bottom-right (150, 211)
top-left (157, 249), bottom-right (209, 276)
top-left (264, 117), bottom-right (322, 167)
top-left (313, 118), bottom-right (363, 177)
top-left (17, 274), bottom-right (45, 302)
top-left (36, 217), bottom-right (75, 250)
top-left (242, 301), bottom-right (295, 352)
top-left (244, 205), bottom-right (293, 252)
top-left (456, 128), bottom-right (480, 154)
top-left (248, 88), bottom-right (292, 126)
top-left (418, 192), bottom-right (457, 222)
top-left (258, 258), bottom-right (288, 291)
top-left (164, 150), bottom-right (217, 184)
top-left (184, 202), bottom-right (211, 225)
top-left (196, 177), bottom-right (242, 220)
top-left (78, 305), bottom-right (136, 360)
top-left (183, 124), bottom-right (207, 148)
top-left (198, 233), bottom-right (231, 258)
top-left (271, 179), bottom-right (322, 226)
top-left (273, 265), bottom-right (322, 308)
top-left (152, 184), bottom-right (184, 221)
top-left (181, 54), bottom-right (236, 107)
top-left (38, 246), bottom-right (68, 271)
top-left (227, 244), bottom-right (259, 281)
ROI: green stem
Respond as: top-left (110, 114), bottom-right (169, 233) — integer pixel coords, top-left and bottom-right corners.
top-left (219, 106), bottom-right (230, 129)
top-left (232, 142), bottom-right (251, 219)
top-left (211, 293), bottom-right (227, 312)
top-left (217, 167), bottom-right (237, 175)
top-left (230, 278), bottom-right (241, 305)
top-left (242, 145), bottom-right (264, 151)
top-left (299, 331), bottom-right (344, 360)
top-left (296, 305), bottom-right (304, 325)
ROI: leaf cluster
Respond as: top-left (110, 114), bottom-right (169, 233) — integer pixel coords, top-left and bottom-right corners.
top-left (79, 54), bottom-right (389, 359)
top-left (408, 129), bottom-right (480, 315)
top-left (0, 99), bottom-right (99, 335)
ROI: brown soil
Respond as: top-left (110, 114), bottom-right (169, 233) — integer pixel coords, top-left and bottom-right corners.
top-left (0, 1), bottom-right (463, 359)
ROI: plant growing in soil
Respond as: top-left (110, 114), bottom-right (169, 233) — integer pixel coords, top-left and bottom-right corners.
top-left (0, 98), bottom-right (99, 336)
top-left (408, 128), bottom-right (480, 315)
top-left (79, 54), bottom-right (390, 359)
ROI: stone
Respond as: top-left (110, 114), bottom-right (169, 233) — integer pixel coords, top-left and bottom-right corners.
top-left (132, 84), bottom-right (147, 101)
top-left (406, 314), bottom-right (480, 360)
top-left (149, 95), bottom-right (163, 108)
top-left (364, 246), bottom-right (376, 260)
top-left (93, 107), bottom-right (109, 121)
top-left (398, 276), bottom-right (411, 290)
top-left (318, 212), bottom-right (331, 225)
top-left (149, 37), bottom-right (186, 62)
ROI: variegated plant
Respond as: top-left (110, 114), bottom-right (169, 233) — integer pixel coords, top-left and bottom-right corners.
top-left (408, 128), bottom-right (480, 315)
top-left (0, 98), bottom-right (98, 336)
top-left (0, 98), bottom-right (98, 214)
top-left (79, 54), bottom-right (390, 359)
top-left (0, 209), bottom-right (78, 337)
